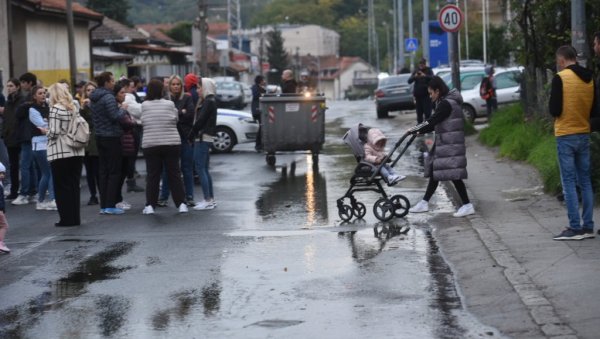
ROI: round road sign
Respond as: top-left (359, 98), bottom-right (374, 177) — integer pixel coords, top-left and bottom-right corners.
top-left (438, 4), bottom-right (463, 33)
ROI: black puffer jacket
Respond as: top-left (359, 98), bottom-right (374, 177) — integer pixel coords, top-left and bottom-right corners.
top-left (89, 87), bottom-right (123, 137)
top-left (189, 95), bottom-right (217, 142)
top-left (408, 67), bottom-right (434, 97)
top-left (2, 91), bottom-right (25, 147)
top-left (16, 99), bottom-right (33, 143)
top-left (169, 93), bottom-right (195, 140)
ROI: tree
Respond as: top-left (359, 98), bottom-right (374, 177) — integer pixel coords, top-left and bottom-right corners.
top-left (266, 29), bottom-right (290, 84)
top-left (166, 21), bottom-right (193, 45)
top-left (86, 0), bottom-right (131, 25)
top-left (338, 16), bottom-right (369, 61)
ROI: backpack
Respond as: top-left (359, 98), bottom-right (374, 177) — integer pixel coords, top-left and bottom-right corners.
top-left (480, 77), bottom-right (494, 100)
top-left (65, 109), bottom-right (90, 149)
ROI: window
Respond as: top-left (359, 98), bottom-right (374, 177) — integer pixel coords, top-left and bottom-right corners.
top-left (495, 71), bottom-right (520, 89)
top-left (461, 75), bottom-right (484, 90)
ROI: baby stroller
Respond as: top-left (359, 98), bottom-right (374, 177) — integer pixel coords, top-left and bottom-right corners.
top-left (337, 124), bottom-right (418, 222)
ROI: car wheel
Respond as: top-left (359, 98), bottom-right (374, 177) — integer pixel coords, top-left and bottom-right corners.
top-left (462, 104), bottom-right (476, 123)
top-left (211, 127), bottom-right (237, 153)
top-left (377, 107), bottom-right (389, 119)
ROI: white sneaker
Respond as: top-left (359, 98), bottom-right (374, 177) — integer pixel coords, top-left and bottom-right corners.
top-left (11, 195), bottom-right (29, 205)
top-left (193, 200), bottom-right (215, 210)
top-left (0, 241), bottom-right (10, 253)
top-left (178, 203), bottom-right (189, 213)
top-left (36, 201), bottom-right (47, 210)
top-left (453, 203), bottom-right (475, 218)
top-left (409, 200), bottom-right (429, 213)
top-left (116, 201), bottom-right (132, 210)
top-left (3, 184), bottom-right (11, 196)
top-left (44, 200), bottom-right (58, 211)
top-left (142, 205), bottom-right (155, 215)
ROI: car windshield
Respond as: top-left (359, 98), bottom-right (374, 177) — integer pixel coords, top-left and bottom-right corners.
top-left (441, 72), bottom-right (484, 90)
top-left (216, 82), bottom-right (241, 90)
top-left (378, 75), bottom-right (410, 87)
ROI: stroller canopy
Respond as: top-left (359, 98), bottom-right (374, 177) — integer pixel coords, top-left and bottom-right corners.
top-left (343, 123), bottom-right (370, 161)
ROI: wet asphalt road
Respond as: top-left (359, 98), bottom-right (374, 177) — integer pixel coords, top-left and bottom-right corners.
top-left (0, 100), bottom-right (499, 338)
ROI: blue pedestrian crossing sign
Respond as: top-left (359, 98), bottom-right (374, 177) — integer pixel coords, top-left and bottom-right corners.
top-left (405, 38), bottom-right (419, 52)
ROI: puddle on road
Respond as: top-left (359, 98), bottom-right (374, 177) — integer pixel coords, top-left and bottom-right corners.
top-left (256, 155), bottom-right (329, 229)
top-left (0, 242), bottom-right (136, 338)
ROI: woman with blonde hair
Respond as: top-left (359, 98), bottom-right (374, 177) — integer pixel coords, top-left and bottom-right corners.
top-left (47, 83), bottom-right (85, 226)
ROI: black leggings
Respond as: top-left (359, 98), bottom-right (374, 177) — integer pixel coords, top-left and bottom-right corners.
top-left (424, 178), bottom-right (470, 205)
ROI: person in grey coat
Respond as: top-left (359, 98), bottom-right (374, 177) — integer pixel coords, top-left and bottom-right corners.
top-left (407, 76), bottom-right (475, 218)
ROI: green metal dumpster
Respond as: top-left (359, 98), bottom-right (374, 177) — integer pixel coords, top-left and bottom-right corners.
top-left (259, 94), bottom-right (327, 166)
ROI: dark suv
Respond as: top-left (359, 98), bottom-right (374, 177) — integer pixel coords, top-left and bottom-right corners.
top-left (374, 74), bottom-right (415, 118)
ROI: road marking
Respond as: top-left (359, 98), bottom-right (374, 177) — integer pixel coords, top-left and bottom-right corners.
top-left (0, 235), bottom-right (57, 266)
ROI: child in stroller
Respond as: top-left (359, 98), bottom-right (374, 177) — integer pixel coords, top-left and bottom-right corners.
top-left (364, 128), bottom-right (406, 186)
top-left (337, 124), bottom-right (415, 222)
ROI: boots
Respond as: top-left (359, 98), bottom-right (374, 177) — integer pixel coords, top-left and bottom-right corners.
top-left (126, 179), bottom-right (144, 192)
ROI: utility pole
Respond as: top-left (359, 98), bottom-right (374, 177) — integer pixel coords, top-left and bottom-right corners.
top-left (398, 0), bottom-right (405, 70)
top-left (447, 0), bottom-right (461, 91)
top-left (392, 2), bottom-right (398, 73)
top-left (408, 0), bottom-right (414, 70)
top-left (422, 0), bottom-right (430, 62)
top-left (482, 0), bottom-right (487, 64)
top-left (198, 0), bottom-right (208, 76)
top-left (66, 0), bottom-right (77, 92)
top-left (259, 26), bottom-right (265, 76)
top-left (571, 0), bottom-right (588, 67)
top-left (367, 0), bottom-right (372, 67)
top-left (464, 0), bottom-right (469, 59)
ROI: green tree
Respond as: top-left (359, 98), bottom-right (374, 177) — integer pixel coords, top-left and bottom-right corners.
top-left (166, 21), bottom-right (193, 45)
top-left (338, 16), bottom-right (369, 61)
top-left (464, 23), bottom-right (512, 66)
top-left (86, 0), bottom-right (131, 25)
top-left (266, 29), bottom-right (290, 83)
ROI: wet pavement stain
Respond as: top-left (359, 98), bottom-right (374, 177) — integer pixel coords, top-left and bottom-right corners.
top-left (246, 319), bottom-right (304, 328)
top-left (424, 230), bottom-right (466, 339)
top-left (95, 294), bottom-right (131, 337)
top-left (0, 242), bottom-right (136, 338)
top-left (201, 282), bottom-right (222, 317)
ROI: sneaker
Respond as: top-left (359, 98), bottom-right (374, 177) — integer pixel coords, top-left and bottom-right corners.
top-left (44, 200), bottom-right (57, 211)
top-left (116, 201), bottom-right (132, 210)
top-left (5, 193), bottom-right (18, 200)
top-left (142, 205), bottom-right (155, 215)
top-left (409, 200), bottom-right (429, 213)
top-left (11, 195), bottom-right (29, 205)
top-left (36, 201), bottom-right (47, 210)
top-left (156, 200), bottom-right (168, 207)
top-left (387, 174), bottom-right (406, 186)
top-left (0, 241), bottom-right (10, 253)
top-left (553, 228), bottom-right (585, 241)
top-left (193, 200), bottom-right (215, 210)
top-left (178, 203), bottom-right (189, 213)
top-left (4, 184), bottom-right (11, 196)
top-left (28, 195), bottom-right (37, 203)
top-left (582, 229), bottom-right (596, 239)
top-left (103, 207), bottom-right (125, 215)
top-left (185, 197), bottom-right (196, 207)
top-left (453, 203), bottom-right (475, 218)
top-left (87, 196), bottom-right (99, 205)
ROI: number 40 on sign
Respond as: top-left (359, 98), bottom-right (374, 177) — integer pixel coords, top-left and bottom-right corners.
top-left (438, 4), bottom-right (463, 33)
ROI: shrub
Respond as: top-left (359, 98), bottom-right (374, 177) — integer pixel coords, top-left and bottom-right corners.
top-left (479, 104), bottom-right (524, 146)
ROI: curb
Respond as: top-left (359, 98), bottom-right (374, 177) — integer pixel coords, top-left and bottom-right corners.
top-left (441, 181), bottom-right (577, 338)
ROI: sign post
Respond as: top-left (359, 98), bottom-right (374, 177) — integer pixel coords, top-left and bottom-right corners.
top-left (439, 2), bottom-right (463, 91)
top-left (405, 38), bottom-right (419, 53)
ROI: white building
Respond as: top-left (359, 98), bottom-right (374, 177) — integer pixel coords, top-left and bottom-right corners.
top-left (315, 56), bottom-right (378, 100)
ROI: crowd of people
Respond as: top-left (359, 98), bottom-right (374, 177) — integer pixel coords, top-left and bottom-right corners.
top-left (0, 71), bottom-right (220, 253)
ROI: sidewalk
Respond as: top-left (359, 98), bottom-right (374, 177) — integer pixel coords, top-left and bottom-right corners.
top-left (434, 135), bottom-right (600, 339)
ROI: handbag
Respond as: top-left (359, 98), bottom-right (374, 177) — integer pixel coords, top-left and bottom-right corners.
top-left (65, 109), bottom-right (90, 149)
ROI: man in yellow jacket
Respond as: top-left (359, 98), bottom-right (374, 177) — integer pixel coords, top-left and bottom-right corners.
top-left (549, 45), bottom-right (598, 240)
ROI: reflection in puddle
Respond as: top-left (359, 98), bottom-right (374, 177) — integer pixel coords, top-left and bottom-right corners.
top-left (0, 242), bottom-right (136, 338)
top-left (151, 282), bottom-right (222, 332)
top-left (338, 222), bottom-right (410, 263)
top-left (256, 155), bottom-right (328, 228)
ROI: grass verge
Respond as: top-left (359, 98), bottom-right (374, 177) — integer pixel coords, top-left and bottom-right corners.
top-left (479, 104), bottom-right (561, 194)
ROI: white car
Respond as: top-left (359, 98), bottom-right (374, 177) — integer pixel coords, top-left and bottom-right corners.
top-left (460, 67), bottom-right (523, 122)
top-left (241, 83), bottom-right (253, 108)
top-left (213, 108), bottom-right (259, 153)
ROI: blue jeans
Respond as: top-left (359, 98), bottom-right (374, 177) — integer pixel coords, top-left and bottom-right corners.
top-left (160, 140), bottom-right (194, 200)
top-left (194, 141), bottom-right (214, 200)
top-left (19, 142), bottom-right (37, 195)
top-left (556, 134), bottom-right (594, 230)
top-left (33, 150), bottom-right (54, 201)
top-left (379, 164), bottom-right (398, 183)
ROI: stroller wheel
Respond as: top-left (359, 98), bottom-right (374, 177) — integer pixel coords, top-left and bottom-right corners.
top-left (373, 198), bottom-right (395, 222)
top-left (353, 202), bottom-right (367, 219)
top-left (338, 204), bottom-right (353, 222)
top-left (390, 195), bottom-right (410, 218)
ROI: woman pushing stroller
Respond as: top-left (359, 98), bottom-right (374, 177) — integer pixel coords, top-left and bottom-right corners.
top-left (407, 76), bottom-right (475, 218)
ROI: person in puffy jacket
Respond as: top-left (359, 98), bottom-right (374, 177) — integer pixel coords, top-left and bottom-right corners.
top-left (89, 72), bottom-right (125, 215)
top-left (363, 128), bottom-right (404, 186)
top-left (408, 76), bottom-right (474, 218)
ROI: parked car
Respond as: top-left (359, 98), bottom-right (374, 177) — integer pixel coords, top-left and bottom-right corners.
top-left (374, 74), bottom-right (415, 118)
top-left (461, 67), bottom-right (523, 122)
top-left (215, 81), bottom-right (245, 110)
top-left (241, 83), bottom-right (252, 108)
top-left (213, 108), bottom-right (259, 153)
top-left (440, 70), bottom-right (486, 91)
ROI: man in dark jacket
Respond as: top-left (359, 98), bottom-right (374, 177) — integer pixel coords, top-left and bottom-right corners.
top-left (251, 75), bottom-right (266, 151)
top-left (408, 58), bottom-right (433, 123)
top-left (549, 45), bottom-right (597, 241)
top-left (11, 73), bottom-right (38, 205)
top-left (89, 72), bottom-right (125, 215)
top-left (281, 69), bottom-right (297, 94)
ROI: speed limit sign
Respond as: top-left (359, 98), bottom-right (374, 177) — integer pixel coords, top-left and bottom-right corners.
top-left (438, 4), bottom-right (463, 33)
